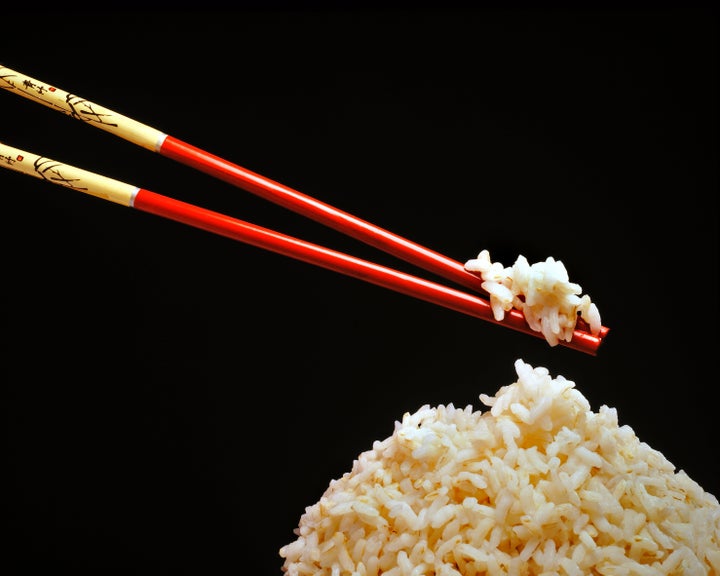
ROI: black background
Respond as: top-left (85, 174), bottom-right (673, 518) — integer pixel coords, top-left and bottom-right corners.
top-left (3, 3), bottom-right (718, 575)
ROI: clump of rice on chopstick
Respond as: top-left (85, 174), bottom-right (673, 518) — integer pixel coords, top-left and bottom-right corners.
top-left (280, 359), bottom-right (720, 575)
top-left (464, 249), bottom-right (601, 346)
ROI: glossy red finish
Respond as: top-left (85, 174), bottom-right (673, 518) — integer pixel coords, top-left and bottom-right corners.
top-left (159, 136), bottom-right (487, 294)
top-left (133, 188), bottom-right (604, 355)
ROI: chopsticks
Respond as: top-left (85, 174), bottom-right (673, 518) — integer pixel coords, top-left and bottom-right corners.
top-left (0, 64), bottom-right (608, 354)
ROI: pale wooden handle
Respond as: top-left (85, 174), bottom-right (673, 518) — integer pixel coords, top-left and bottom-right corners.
top-left (0, 141), bottom-right (139, 207)
top-left (0, 64), bottom-right (166, 152)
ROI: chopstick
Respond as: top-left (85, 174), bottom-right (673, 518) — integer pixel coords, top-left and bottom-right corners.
top-left (0, 64), bottom-right (608, 354)
top-left (0, 140), bottom-right (604, 354)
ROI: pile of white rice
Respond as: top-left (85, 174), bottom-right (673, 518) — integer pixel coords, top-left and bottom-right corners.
top-left (464, 250), bottom-right (602, 346)
top-left (280, 360), bottom-right (720, 575)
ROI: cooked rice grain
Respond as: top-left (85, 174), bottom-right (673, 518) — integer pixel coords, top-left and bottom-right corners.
top-left (463, 250), bottom-right (602, 346)
top-left (280, 360), bottom-right (720, 575)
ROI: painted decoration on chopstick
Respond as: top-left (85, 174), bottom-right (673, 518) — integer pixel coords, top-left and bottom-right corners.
top-left (0, 65), bottom-right (165, 151)
top-left (0, 141), bottom-right (138, 206)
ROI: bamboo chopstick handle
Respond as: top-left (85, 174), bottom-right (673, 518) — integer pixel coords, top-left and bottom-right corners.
top-left (0, 64), bottom-right (166, 152)
top-left (0, 141), bottom-right (138, 206)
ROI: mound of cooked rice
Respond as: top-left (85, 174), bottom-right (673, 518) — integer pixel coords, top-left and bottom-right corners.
top-left (464, 250), bottom-right (602, 346)
top-left (280, 360), bottom-right (720, 575)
